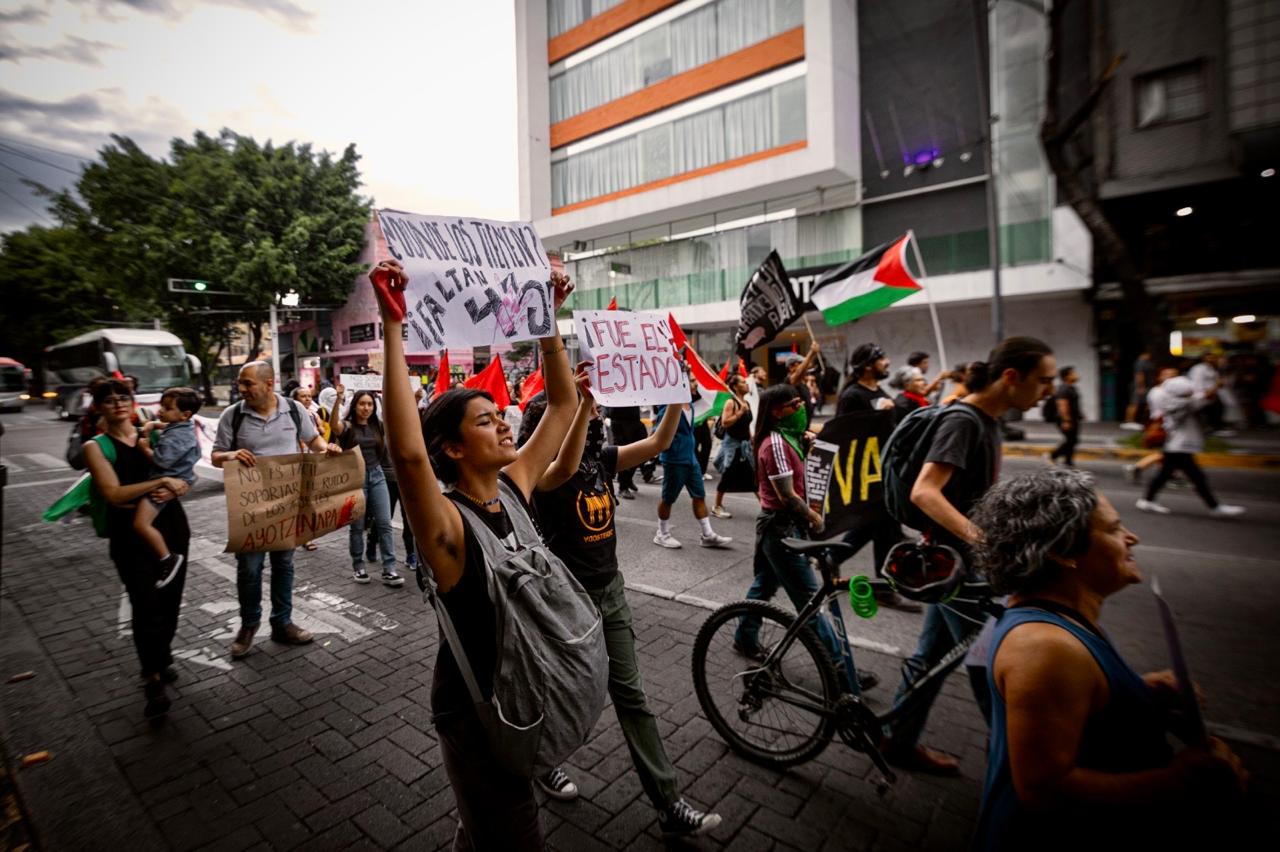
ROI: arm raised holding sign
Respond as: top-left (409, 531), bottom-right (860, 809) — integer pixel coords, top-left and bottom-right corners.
top-left (372, 259), bottom-right (575, 592)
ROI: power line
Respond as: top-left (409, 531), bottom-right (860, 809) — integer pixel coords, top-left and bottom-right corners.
top-left (0, 134), bottom-right (96, 163)
top-left (0, 185), bottom-right (52, 225)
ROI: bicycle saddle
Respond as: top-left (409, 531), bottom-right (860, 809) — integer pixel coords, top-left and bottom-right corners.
top-left (781, 538), bottom-right (858, 563)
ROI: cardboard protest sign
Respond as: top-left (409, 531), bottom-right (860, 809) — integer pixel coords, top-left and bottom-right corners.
top-left (811, 411), bottom-right (895, 539)
top-left (339, 373), bottom-right (416, 393)
top-left (224, 451), bottom-right (366, 553)
top-left (574, 310), bottom-right (690, 406)
top-left (376, 209), bottom-right (554, 351)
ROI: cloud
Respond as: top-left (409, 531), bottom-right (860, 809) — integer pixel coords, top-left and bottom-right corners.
top-left (0, 35), bottom-right (116, 66)
top-left (75, 0), bottom-right (315, 32)
top-left (0, 5), bottom-right (49, 25)
top-left (0, 87), bottom-right (190, 155)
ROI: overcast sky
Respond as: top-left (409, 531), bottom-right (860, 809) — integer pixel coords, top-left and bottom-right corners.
top-left (0, 0), bottom-right (520, 234)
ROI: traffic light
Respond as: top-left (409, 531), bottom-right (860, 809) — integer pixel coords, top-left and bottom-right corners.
top-left (168, 278), bottom-right (230, 294)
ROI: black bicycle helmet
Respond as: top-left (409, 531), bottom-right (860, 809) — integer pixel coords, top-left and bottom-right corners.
top-left (881, 540), bottom-right (965, 603)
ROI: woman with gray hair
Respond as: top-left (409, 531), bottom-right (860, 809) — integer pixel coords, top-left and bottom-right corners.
top-left (969, 467), bottom-right (1247, 850)
top-left (888, 365), bottom-right (930, 424)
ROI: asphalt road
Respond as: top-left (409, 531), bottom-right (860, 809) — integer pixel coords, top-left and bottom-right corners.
top-left (5, 405), bottom-right (1278, 746)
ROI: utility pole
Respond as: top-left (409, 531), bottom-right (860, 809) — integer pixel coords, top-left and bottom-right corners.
top-left (974, 0), bottom-right (1004, 343)
top-left (269, 301), bottom-right (281, 380)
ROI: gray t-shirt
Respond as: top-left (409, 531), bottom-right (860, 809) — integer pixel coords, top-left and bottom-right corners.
top-left (212, 394), bottom-right (318, 457)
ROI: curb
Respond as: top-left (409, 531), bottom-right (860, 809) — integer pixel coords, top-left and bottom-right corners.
top-left (1002, 443), bottom-right (1280, 470)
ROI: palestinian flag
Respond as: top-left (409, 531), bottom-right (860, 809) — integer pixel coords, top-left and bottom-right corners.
top-left (667, 313), bottom-right (730, 426)
top-left (809, 234), bottom-right (921, 326)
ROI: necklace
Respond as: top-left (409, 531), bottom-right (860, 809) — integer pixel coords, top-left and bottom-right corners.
top-left (453, 485), bottom-right (501, 508)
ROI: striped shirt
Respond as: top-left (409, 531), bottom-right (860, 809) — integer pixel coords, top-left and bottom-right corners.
top-left (756, 433), bottom-right (804, 511)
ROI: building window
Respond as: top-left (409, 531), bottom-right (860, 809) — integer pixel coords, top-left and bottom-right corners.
top-left (549, 0), bottom-right (803, 123)
top-left (551, 76), bottom-right (806, 209)
top-left (1134, 62), bottom-right (1207, 128)
top-left (548, 0), bottom-right (624, 38)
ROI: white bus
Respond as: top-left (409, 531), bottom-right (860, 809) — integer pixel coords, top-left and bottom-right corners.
top-left (44, 328), bottom-right (202, 419)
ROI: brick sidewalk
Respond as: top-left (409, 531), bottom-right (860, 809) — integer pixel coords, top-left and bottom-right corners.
top-left (1, 481), bottom-right (988, 851)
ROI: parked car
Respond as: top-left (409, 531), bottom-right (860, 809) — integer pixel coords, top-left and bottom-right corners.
top-left (0, 357), bottom-right (32, 412)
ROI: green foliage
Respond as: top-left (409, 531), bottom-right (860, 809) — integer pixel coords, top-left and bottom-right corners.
top-left (3, 129), bottom-right (370, 395)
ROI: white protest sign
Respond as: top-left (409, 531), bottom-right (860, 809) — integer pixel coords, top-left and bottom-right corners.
top-left (376, 209), bottom-right (554, 351)
top-left (339, 373), bottom-right (416, 393)
top-left (574, 310), bottom-right (690, 407)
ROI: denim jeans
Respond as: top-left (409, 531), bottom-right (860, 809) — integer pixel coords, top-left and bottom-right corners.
top-left (734, 512), bottom-right (864, 695)
top-left (587, 573), bottom-right (679, 809)
top-left (236, 548), bottom-right (295, 629)
top-left (887, 601), bottom-right (992, 749)
top-left (350, 466), bottom-right (396, 571)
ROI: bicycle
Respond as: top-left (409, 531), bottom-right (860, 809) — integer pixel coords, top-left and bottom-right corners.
top-left (690, 537), bottom-right (1004, 793)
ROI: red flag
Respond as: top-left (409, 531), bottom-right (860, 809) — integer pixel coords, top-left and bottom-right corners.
top-left (738, 358), bottom-right (749, 378)
top-left (519, 368), bottom-right (544, 411)
top-left (791, 341), bottom-right (798, 354)
top-left (718, 354), bottom-right (733, 382)
top-left (606, 295), bottom-right (618, 310)
top-left (464, 358), bottom-right (511, 409)
top-left (433, 350), bottom-right (451, 398)
top-left (667, 312), bottom-right (688, 352)
top-left (666, 312), bottom-right (727, 393)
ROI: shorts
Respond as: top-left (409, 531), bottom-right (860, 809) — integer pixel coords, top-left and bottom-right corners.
top-left (660, 463), bottom-right (705, 504)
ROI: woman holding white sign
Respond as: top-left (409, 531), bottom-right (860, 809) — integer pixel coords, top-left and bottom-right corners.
top-left (328, 387), bottom-right (403, 588)
top-left (371, 258), bottom-right (607, 851)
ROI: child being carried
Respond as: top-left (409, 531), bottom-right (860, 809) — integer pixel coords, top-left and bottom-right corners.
top-left (135, 387), bottom-right (202, 589)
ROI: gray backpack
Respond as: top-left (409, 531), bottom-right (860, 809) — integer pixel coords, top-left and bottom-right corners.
top-left (421, 478), bottom-right (608, 778)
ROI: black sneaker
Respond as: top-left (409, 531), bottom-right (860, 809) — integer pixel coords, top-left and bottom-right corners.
top-left (620, 489), bottom-right (636, 500)
top-left (659, 799), bottom-right (721, 837)
top-left (536, 766), bottom-right (579, 801)
top-left (143, 679), bottom-right (170, 720)
top-left (155, 554), bottom-right (184, 589)
top-left (353, 565), bottom-right (371, 584)
top-left (381, 570), bottom-right (405, 588)
top-left (858, 671), bottom-right (880, 692)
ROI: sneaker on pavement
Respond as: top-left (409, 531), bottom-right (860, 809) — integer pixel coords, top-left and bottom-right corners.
top-left (1123, 463), bottom-right (1140, 484)
top-left (1210, 504), bottom-right (1245, 517)
top-left (155, 553), bottom-right (184, 590)
top-left (659, 799), bottom-right (721, 838)
top-left (1136, 499), bottom-right (1171, 515)
top-left (405, 552), bottom-right (417, 570)
top-left (732, 641), bottom-right (768, 664)
top-left (353, 565), bottom-right (371, 584)
top-left (382, 570), bottom-right (405, 588)
top-left (858, 671), bottom-right (880, 692)
top-left (536, 766), bottom-right (579, 801)
top-left (709, 505), bottom-right (732, 519)
top-left (1120, 421), bottom-right (1143, 431)
top-left (620, 489), bottom-right (636, 500)
top-left (271, 622), bottom-right (314, 645)
top-left (143, 678), bottom-right (170, 721)
top-left (230, 624), bottom-right (258, 659)
top-left (702, 472), bottom-right (713, 481)
top-left (653, 531), bottom-right (682, 549)
top-left (699, 531), bottom-right (732, 548)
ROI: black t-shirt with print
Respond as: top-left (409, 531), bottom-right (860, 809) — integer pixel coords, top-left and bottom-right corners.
top-left (533, 447), bottom-right (620, 590)
top-left (837, 383), bottom-right (891, 416)
top-left (923, 402), bottom-right (1001, 546)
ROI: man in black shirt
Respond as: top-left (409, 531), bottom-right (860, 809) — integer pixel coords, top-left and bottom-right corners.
top-left (522, 396), bottom-right (723, 838)
top-left (606, 404), bottom-right (646, 498)
top-left (1049, 365), bottom-right (1082, 467)
top-left (885, 337), bottom-right (1056, 776)
top-left (834, 343), bottom-right (919, 611)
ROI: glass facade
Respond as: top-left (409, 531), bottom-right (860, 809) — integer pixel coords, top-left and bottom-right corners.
top-left (548, 0), bottom-right (624, 38)
top-left (551, 76), bottom-right (806, 208)
top-left (550, 0), bottom-right (804, 122)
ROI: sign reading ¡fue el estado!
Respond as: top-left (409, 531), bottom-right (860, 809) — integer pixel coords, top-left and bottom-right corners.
top-left (573, 310), bottom-right (691, 407)
top-left (375, 209), bottom-right (554, 352)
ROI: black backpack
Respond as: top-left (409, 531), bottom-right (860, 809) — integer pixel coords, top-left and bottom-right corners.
top-left (1041, 392), bottom-right (1059, 423)
top-left (228, 396), bottom-right (304, 450)
top-left (881, 403), bottom-right (985, 531)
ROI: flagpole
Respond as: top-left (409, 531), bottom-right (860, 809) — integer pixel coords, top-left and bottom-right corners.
top-left (907, 229), bottom-right (948, 372)
top-left (801, 314), bottom-right (827, 373)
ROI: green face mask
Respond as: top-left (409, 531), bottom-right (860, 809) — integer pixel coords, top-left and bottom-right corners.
top-left (778, 406), bottom-right (809, 434)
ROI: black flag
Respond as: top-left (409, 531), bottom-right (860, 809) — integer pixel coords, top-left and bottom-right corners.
top-left (734, 251), bottom-right (801, 359)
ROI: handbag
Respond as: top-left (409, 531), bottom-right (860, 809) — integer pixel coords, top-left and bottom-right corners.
top-left (1141, 415), bottom-right (1166, 449)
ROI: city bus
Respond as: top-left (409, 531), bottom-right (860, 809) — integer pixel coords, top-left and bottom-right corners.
top-left (0, 356), bottom-right (32, 411)
top-left (44, 328), bottom-right (202, 419)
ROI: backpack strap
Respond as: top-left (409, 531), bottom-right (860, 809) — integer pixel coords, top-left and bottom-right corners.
top-left (230, 396), bottom-right (305, 450)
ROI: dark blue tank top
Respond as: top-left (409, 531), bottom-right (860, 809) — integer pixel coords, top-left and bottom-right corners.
top-left (973, 607), bottom-right (1173, 851)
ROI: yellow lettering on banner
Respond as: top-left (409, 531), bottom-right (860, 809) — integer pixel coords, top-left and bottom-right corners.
top-left (860, 436), bottom-right (882, 502)
top-left (832, 439), bottom-right (858, 506)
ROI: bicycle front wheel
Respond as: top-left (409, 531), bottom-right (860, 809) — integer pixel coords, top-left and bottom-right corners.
top-left (692, 600), bottom-right (841, 768)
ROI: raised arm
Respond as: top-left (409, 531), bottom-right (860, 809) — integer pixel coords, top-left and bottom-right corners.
top-left (788, 342), bottom-right (820, 385)
top-left (371, 260), bottom-right (466, 590)
top-left (328, 386), bottom-right (347, 438)
top-left (616, 402), bottom-right (685, 471)
top-left (502, 271), bottom-right (576, 500)
top-left (537, 371), bottom-right (594, 493)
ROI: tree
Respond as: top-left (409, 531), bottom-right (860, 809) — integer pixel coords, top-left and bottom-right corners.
top-left (35, 129), bottom-right (370, 401)
top-left (1041, 0), bottom-right (1164, 377)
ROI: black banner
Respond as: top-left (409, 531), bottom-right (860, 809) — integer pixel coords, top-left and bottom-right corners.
top-left (734, 251), bottom-right (802, 359)
top-left (805, 411), bottom-right (895, 539)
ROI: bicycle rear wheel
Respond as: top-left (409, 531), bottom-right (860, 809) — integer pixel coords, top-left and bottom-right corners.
top-left (692, 600), bottom-right (841, 768)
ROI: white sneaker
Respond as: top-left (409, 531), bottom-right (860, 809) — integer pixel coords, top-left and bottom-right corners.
top-left (653, 531), bottom-right (683, 549)
top-left (1136, 499), bottom-right (1171, 515)
top-left (710, 506), bottom-right (732, 519)
top-left (703, 472), bottom-right (713, 480)
top-left (1120, 421), bottom-right (1143, 431)
top-left (699, 531), bottom-right (733, 548)
top-left (1210, 504), bottom-right (1245, 517)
